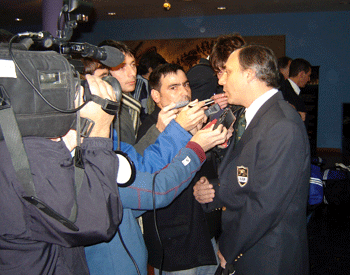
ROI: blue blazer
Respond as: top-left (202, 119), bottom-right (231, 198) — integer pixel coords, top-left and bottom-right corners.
top-left (218, 92), bottom-right (310, 275)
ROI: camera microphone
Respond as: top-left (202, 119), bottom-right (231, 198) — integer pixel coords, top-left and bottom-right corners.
top-left (17, 31), bottom-right (54, 48)
top-left (16, 32), bottom-right (125, 68)
top-left (66, 43), bottom-right (125, 68)
top-left (98, 46), bottom-right (125, 68)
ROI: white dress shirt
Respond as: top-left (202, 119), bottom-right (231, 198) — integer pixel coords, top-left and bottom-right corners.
top-left (288, 79), bottom-right (301, 95)
top-left (245, 88), bottom-right (279, 129)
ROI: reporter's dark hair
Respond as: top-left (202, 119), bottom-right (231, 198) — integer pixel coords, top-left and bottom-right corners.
top-left (277, 56), bottom-right (292, 70)
top-left (80, 57), bottom-right (107, 78)
top-left (98, 39), bottom-right (135, 57)
top-left (149, 63), bottom-right (184, 91)
top-left (238, 44), bottom-right (280, 88)
top-left (210, 33), bottom-right (246, 73)
top-left (138, 51), bottom-right (167, 76)
top-left (289, 58), bottom-right (311, 78)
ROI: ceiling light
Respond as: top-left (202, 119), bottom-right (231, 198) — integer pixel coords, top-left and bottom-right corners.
top-left (15, 18), bottom-right (23, 22)
top-left (217, 6), bottom-right (226, 10)
top-left (163, 0), bottom-right (171, 11)
top-left (108, 12), bottom-right (116, 16)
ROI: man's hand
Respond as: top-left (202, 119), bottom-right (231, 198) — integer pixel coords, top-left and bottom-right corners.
top-left (79, 75), bottom-right (117, 138)
top-left (217, 121), bottom-right (234, 149)
top-left (190, 124), bottom-right (230, 152)
top-left (218, 250), bottom-right (227, 269)
top-left (189, 117), bottom-right (205, 136)
top-left (211, 93), bottom-right (228, 109)
top-left (175, 100), bottom-right (207, 132)
top-left (155, 103), bottom-right (178, 132)
top-left (193, 176), bottom-right (215, 203)
top-left (299, 111), bottom-right (306, 122)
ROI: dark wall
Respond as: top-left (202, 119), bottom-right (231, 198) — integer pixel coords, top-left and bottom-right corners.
top-left (6, 11), bottom-right (350, 149)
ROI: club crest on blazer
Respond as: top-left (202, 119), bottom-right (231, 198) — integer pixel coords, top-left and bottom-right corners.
top-left (237, 166), bottom-right (248, 187)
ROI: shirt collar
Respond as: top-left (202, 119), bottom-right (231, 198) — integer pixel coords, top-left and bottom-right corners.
top-left (245, 88), bottom-right (279, 129)
top-left (288, 79), bottom-right (301, 95)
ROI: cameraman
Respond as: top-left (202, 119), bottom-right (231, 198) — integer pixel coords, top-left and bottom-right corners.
top-left (0, 75), bottom-right (121, 274)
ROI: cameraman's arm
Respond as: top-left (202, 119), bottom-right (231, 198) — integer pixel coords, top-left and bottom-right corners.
top-left (80, 75), bottom-right (116, 138)
top-left (62, 75), bottom-right (116, 151)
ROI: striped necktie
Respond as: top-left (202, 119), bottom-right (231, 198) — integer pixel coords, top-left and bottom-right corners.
top-left (234, 112), bottom-right (246, 145)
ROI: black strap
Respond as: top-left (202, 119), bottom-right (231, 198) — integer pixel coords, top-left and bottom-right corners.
top-left (0, 99), bottom-right (36, 197)
top-left (83, 80), bottom-right (119, 115)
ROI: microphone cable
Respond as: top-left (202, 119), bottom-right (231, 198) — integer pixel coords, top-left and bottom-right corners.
top-left (114, 107), bottom-right (141, 275)
top-left (152, 171), bottom-right (164, 275)
top-left (118, 227), bottom-right (141, 275)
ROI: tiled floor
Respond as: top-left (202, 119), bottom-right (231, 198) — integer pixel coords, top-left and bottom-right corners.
top-left (308, 204), bottom-right (350, 275)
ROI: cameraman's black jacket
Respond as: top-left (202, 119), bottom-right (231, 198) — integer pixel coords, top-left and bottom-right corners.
top-left (0, 137), bottom-right (121, 275)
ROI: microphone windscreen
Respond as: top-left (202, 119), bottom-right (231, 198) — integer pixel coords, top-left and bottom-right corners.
top-left (100, 46), bottom-right (125, 68)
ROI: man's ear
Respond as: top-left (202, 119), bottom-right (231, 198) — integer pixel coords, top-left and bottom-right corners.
top-left (298, 71), bottom-right (305, 79)
top-left (245, 68), bottom-right (256, 83)
top-left (151, 89), bottom-right (160, 104)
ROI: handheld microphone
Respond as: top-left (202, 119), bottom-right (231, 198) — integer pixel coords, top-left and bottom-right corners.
top-left (97, 46), bottom-right (125, 68)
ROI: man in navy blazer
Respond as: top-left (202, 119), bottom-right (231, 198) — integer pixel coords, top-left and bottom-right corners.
top-left (212, 44), bottom-right (310, 274)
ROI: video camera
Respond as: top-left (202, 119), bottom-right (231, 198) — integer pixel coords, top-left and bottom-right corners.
top-left (0, 0), bottom-right (131, 232)
top-left (0, 0), bottom-right (123, 140)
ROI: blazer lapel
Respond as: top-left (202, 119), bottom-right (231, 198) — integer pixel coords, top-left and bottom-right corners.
top-left (218, 92), bottom-right (283, 175)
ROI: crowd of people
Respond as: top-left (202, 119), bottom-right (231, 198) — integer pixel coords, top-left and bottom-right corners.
top-left (0, 29), bottom-right (312, 275)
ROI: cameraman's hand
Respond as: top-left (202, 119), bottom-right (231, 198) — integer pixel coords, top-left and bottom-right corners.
top-left (79, 75), bottom-right (116, 138)
top-left (155, 103), bottom-right (178, 133)
top-left (211, 93), bottom-right (228, 109)
top-left (175, 100), bottom-right (207, 133)
top-left (190, 124), bottom-right (230, 152)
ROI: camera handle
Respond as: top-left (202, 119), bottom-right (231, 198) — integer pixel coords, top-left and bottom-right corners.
top-left (82, 80), bottom-right (119, 115)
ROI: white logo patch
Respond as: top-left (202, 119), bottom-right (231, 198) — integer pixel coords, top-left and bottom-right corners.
top-left (0, 60), bottom-right (17, 78)
top-left (182, 156), bottom-right (191, 166)
top-left (237, 166), bottom-right (248, 187)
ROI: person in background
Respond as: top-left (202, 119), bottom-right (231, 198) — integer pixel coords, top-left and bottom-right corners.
top-left (186, 55), bottom-right (222, 102)
top-left (133, 50), bottom-right (167, 121)
top-left (281, 58), bottom-right (311, 128)
top-left (278, 56), bottom-right (293, 80)
top-left (98, 40), bottom-right (142, 145)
